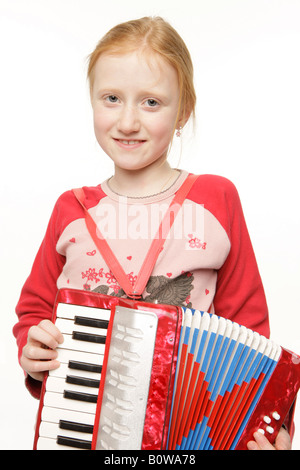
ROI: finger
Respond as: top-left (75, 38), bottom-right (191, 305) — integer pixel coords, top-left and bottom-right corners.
top-left (21, 356), bottom-right (61, 375)
top-left (23, 341), bottom-right (59, 361)
top-left (247, 440), bottom-right (260, 450)
top-left (274, 427), bottom-right (291, 450)
top-left (27, 371), bottom-right (45, 382)
top-left (38, 320), bottom-right (64, 344)
top-left (251, 431), bottom-right (275, 450)
top-left (28, 323), bottom-right (63, 350)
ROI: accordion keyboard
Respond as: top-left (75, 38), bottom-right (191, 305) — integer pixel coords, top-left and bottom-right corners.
top-left (36, 303), bottom-right (111, 450)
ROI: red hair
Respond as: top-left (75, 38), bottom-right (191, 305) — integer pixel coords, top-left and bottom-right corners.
top-left (87, 17), bottom-right (196, 127)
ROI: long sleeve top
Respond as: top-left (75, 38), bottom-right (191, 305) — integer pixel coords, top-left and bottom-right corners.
top-left (13, 171), bottom-right (270, 398)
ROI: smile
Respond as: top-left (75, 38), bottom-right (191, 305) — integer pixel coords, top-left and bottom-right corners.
top-left (114, 138), bottom-right (146, 149)
top-left (120, 140), bottom-right (141, 145)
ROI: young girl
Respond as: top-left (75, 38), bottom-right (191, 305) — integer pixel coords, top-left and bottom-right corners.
top-left (13, 16), bottom-right (291, 450)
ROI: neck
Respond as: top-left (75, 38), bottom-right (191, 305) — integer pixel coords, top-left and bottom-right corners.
top-left (109, 162), bottom-right (179, 197)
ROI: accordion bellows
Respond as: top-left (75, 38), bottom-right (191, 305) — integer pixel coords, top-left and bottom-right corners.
top-left (34, 289), bottom-right (300, 450)
top-left (167, 309), bottom-right (281, 450)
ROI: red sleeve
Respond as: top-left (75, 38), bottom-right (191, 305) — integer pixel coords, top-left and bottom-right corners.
top-left (13, 192), bottom-right (72, 397)
top-left (13, 186), bottom-right (105, 397)
top-left (214, 180), bottom-right (270, 337)
top-left (189, 175), bottom-right (270, 337)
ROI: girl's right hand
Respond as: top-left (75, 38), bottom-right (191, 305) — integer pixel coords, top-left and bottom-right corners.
top-left (20, 319), bottom-right (64, 382)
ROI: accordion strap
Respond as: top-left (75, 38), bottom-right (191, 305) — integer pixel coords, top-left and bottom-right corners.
top-left (73, 173), bottom-right (198, 299)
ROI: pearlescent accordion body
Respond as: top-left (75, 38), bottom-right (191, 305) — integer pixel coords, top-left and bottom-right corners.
top-left (34, 289), bottom-right (300, 450)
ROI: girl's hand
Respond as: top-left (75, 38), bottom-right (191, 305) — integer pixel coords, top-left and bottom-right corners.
top-left (20, 319), bottom-right (64, 382)
top-left (247, 426), bottom-right (291, 450)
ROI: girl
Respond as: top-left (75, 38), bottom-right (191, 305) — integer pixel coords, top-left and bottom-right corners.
top-left (14, 16), bottom-right (291, 450)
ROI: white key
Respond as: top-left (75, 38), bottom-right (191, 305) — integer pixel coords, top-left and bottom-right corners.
top-left (43, 391), bottom-right (97, 414)
top-left (39, 421), bottom-right (93, 441)
top-left (58, 334), bottom-right (106, 355)
top-left (56, 347), bottom-right (104, 366)
top-left (37, 437), bottom-right (82, 450)
top-left (56, 303), bottom-right (111, 321)
top-left (55, 318), bottom-right (108, 337)
top-left (46, 376), bottom-right (99, 397)
top-left (42, 406), bottom-right (95, 426)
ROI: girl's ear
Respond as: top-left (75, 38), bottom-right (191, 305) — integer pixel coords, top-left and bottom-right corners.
top-left (176, 108), bottom-right (192, 133)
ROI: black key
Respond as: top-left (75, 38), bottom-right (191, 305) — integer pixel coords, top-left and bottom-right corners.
top-left (57, 435), bottom-right (92, 450)
top-left (75, 316), bottom-right (109, 329)
top-left (66, 375), bottom-right (100, 388)
top-left (59, 419), bottom-right (94, 434)
top-left (68, 360), bottom-right (102, 374)
top-left (72, 331), bottom-right (106, 344)
top-left (64, 390), bottom-right (98, 403)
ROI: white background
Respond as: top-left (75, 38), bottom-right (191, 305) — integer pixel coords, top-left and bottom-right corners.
top-left (0, 0), bottom-right (299, 450)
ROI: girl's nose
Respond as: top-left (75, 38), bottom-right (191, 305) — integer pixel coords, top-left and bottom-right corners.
top-left (117, 105), bottom-right (141, 134)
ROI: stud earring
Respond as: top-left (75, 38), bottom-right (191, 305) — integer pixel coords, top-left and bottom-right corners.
top-left (176, 127), bottom-right (182, 137)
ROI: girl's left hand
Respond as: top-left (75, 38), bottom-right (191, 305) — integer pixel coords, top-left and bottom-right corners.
top-left (247, 427), bottom-right (291, 450)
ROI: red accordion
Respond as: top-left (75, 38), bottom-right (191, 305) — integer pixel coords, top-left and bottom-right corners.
top-left (34, 289), bottom-right (300, 450)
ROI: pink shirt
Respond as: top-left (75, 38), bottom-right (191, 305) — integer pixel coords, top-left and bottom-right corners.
top-left (14, 171), bottom-right (269, 397)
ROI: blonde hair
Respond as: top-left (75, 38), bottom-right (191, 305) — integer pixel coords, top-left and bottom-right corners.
top-left (87, 17), bottom-right (196, 128)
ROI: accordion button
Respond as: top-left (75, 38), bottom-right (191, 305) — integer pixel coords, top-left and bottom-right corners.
top-left (272, 411), bottom-right (281, 420)
top-left (258, 429), bottom-right (265, 435)
top-left (263, 416), bottom-right (271, 424)
top-left (266, 426), bottom-right (274, 434)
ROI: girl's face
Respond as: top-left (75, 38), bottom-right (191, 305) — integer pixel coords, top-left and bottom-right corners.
top-left (91, 51), bottom-right (180, 173)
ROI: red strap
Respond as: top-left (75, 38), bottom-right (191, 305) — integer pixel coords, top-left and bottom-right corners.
top-left (133, 174), bottom-right (198, 296)
top-left (73, 188), bottom-right (134, 296)
top-left (73, 174), bottom-right (198, 299)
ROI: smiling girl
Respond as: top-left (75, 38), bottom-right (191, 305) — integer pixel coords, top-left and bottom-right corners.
top-left (14, 16), bottom-right (291, 450)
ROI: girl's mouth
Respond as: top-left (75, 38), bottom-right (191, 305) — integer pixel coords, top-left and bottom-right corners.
top-left (114, 139), bottom-right (146, 149)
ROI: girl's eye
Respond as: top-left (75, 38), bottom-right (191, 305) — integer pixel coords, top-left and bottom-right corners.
top-left (105, 95), bottom-right (119, 103)
top-left (145, 99), bottom-right (159, 107)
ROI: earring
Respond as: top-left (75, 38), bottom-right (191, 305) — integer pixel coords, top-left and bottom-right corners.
top-left (176, 127), bottom-right (182, 137)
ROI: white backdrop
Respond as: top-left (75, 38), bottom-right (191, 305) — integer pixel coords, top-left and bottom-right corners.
top-left (0, 0), bottom-right (299, 450)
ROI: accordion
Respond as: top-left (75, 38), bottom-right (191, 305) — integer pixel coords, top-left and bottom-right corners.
top-left (34, 289), bottom-right (300, 450)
